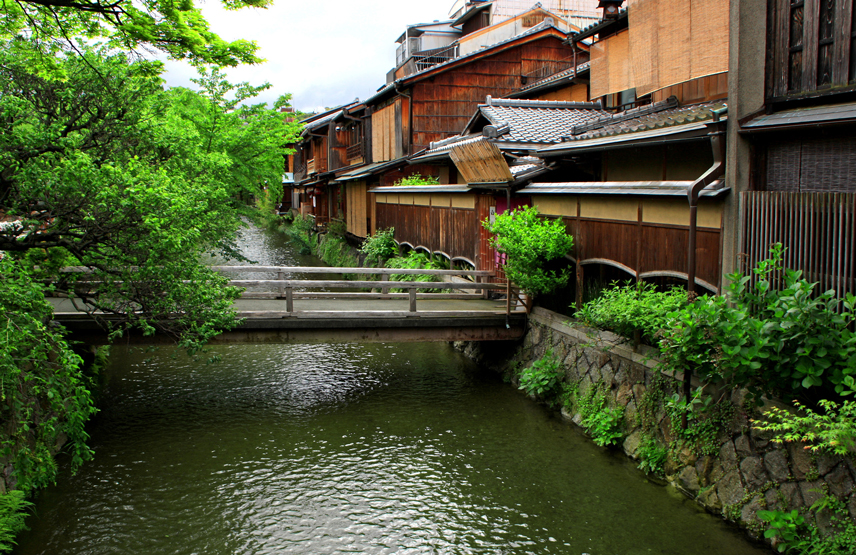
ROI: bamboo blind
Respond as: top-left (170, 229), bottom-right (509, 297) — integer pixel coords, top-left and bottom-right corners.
top-left (449, 139), bottom-right (514, 184)
top-left (741, 192), bottom-right (856, 301)
top-left (623, 0), bottom-right (729, 97)
top-left (590, 30), bottom-right (632, 98)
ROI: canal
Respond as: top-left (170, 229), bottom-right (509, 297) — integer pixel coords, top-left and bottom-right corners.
top-left (13, 224), bottom-right (768, 555)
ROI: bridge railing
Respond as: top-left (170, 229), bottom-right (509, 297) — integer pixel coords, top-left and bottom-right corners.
top-left (209, 266), bottom-right (516, 314)
top-left (53, 266), bottom-right (525, 317)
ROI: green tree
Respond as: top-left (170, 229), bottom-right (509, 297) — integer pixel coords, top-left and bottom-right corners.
top-left (0, 0), bottom-right (264, 78)
top-left (0, 45), bottom-right (300, 349)
top-left (483, 205), bottom-right (574, 298)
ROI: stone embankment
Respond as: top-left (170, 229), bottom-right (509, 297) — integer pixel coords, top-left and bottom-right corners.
top-left (456, 307), bottom-right (856, 542)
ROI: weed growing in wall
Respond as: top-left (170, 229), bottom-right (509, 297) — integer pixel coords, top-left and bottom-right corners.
top-left (759, 495), bottom-right (856, 554)
top-left (637, 435), bottom-right (669, 476)
top-left (574, 381), bottom-right (625, 448)
top-left (517, 350), bottom-right (564, 402)
top-left (665, 387), bottom-right (734, 457)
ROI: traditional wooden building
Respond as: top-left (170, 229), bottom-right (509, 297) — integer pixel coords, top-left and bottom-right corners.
top-left (727, 0), bottom-right (856, 301)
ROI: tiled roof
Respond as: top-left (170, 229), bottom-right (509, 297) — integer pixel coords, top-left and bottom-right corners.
top-left (519, 61), bottom-right (590, 92)
top-left (564, 99), bottom-right (728, 142)
top-left (478, 98), bottom-right (610, 144)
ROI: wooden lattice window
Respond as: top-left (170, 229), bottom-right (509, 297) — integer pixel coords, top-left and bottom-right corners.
top-left (768, 0), bottom-right (856, 100)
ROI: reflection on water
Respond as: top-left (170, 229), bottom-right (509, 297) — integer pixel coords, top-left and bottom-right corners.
top-left (13, 224), bottom-right (767, 555)
top-left (15, 342), bottom-right (766, 555)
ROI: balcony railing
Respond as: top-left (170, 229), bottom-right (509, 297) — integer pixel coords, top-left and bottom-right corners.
top-left (307, 158), bottom-right (316, 174)
top-left (346, 143), bottom-right (363, 163)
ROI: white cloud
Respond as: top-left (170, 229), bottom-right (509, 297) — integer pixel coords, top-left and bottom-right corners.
top-left (163, 0), bottom-right (454, 112)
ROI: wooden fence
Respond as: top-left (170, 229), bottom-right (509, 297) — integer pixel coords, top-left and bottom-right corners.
top-left (741, 192), bottom-right (856, 299)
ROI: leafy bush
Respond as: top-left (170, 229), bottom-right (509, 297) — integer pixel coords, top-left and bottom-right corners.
top-left (574, 382), bottom-right (625, 447)
top-left (393, 174), bottom-right (440, 186)
top-left (752, 397), bottom-right (856, 456)
top-left (483, 205), bottom-right (574, 297)
top-left (518, 350), bottom-right (564, 399)
top-left (360, 228), bottom-right (398, 264)
top-left (659, 244), bottom-right (856, 402)
top-left (384, 252), bottom-right (443, 292)
top-left (759, 496), bottom-right (856, 555)
top-left (577, 281), bottom-right (686, 344)
top-left (637, 435), bottom-right (668, 475)
top-left (0, 491), bottom-right (31, 552)
top-left (0, 258), bottom-right (97, 492)
top-left (316, 234), bottom-right (357, 269)
top-left (286, 213), bottom-right (315, 254)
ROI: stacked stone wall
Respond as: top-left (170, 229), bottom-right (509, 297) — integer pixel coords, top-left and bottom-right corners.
top-left (459, 307), bottom-right (856, 543)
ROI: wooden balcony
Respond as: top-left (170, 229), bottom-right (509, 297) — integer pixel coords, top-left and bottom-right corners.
top-left (307, 158), bottom-right (316, 174)
top-left (346, 144), bottom-right (364, 165)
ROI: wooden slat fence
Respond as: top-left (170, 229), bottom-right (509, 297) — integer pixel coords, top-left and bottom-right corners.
top-left (741, 192), bottom-right (856, 299)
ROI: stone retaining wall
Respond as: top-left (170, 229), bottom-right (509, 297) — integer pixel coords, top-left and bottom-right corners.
top-left (457, 307), bottom-right (856, 545)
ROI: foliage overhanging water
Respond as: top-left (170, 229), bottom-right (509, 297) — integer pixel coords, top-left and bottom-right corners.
top-left (13, 224), bottom-right (768, 555)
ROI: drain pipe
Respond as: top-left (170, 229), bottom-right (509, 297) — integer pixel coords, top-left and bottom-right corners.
top-left (682, 106), bottom-right (727, 429)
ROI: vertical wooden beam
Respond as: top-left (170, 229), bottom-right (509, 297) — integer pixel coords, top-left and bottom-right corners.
top-left (803, 0), bottom-right (821, 92)
top-left (834, 0), bottom-right (854, 85)
top-left (773, 0), bottom-right (791, 97)
top-left (286, 287), bottom-right (293, 313)
top-left (409, 288), bottom-right (417, 312)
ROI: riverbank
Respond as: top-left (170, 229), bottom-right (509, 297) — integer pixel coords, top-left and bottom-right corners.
top-left (456, 307), bottom-right (856, 552)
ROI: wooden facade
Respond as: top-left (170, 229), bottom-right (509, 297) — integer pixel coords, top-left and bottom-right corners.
top-left (533, 195), bottom-right (724, 291)
top-left (370, 30), bottom-right (575, 158)
top-left (767, 0), bottom-right (856, 102)
top-left (374, 191), bottom-right (482, 266)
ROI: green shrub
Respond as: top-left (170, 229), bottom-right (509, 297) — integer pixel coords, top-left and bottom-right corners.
top-left (759, 496), bottom-right (856, 555)
top-left (753, 396), bottom-right (856, 457)
top-left (393, 174), bottom-right (440, 186)
top-left (518, 350), bottom-right (564, 399)
top-left (577, 281), bottom-right (686, 344)
top-left (637, 435), bottom-right (668, 476)
top-left (659, 244), bottom-right (856, 403)
top-left (316, 234), bottom-right (357, 269)
top-left (360, 228), bottom-right (398, 265)
top-left (575, 382), bottom-right (625, 447)
top-left (0, 491), bottom-right (31, 552)
top-left (483, 205), bottom-right (574, 297)
top-left (286, 213), bottom-right (314, 254)
top-left (384, 252), bottom-right (443, 292)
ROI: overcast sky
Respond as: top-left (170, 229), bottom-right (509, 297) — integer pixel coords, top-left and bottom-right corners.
top-left (162, 0), bottom-right (455, 113)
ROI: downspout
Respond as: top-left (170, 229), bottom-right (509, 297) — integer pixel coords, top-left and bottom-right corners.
top-left (682, 105), bottom-right (728, 428)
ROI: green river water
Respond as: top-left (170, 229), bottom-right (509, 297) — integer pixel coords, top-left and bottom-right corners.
top-left (12, 225), bottom-right (769, 555)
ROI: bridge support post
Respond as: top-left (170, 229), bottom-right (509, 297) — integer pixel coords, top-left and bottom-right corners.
top-left (381, 274), bottom-right (390, 295)
top-left (277, 271), bottom-right (285, 298)
top-left (409, 288), bottom-right (417, 312)
top-left (286, 287), bottom-right (294, 312)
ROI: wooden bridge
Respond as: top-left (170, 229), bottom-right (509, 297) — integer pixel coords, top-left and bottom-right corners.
top-left (50, 266), bottom-right (528, 344)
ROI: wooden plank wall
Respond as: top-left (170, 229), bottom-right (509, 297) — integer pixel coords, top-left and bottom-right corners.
top-left (409, 36), bottom-right (574, 150)
top-left (375, 202), bottom-right (479, 263)
top-left (371, 98), bottom-right (407, 162)
top-left (345, 181), bottom-right (369, 238)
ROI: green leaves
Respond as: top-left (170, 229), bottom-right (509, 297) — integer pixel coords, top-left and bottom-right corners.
top-left (483, 205), bottom-right (574, 297)
top-left (659, 244), bottom-right (856, 402)
top-left (0, 258), bottom-right (97, 493)
top-left (577, 281), bottom-right (687, 344)
top-left (518, 350), bottom-right (564, 398)
top-left (360, 228), bottom-right (398, 264)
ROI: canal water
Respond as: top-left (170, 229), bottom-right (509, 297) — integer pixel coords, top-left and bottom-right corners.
top-left (13, 224), bottom-right (768, 555)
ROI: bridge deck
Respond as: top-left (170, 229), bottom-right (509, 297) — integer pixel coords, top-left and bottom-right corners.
top-left (48, 296), bottom-right (528, 344)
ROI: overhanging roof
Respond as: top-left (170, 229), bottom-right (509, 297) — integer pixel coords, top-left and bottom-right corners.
top-left (332, 159), bottom-right (408, 182)
top-left (741, 101), bottom-right (856, 133)
top-left (369, 185), bottom-right (472, 194)
top-left (538, 120), bottom-right (713, 155)
top-left (518, 180), bottom-right (729, 197)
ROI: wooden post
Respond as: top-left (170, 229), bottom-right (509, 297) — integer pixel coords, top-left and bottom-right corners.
top-left (277, 270), bottom-right (285, 298)
top-left (408, 288), bottom-right (417, 312)
top-left (381, 273), bottom-right (390, 295)
top-left (286, 287), bottom-right (293, 313)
